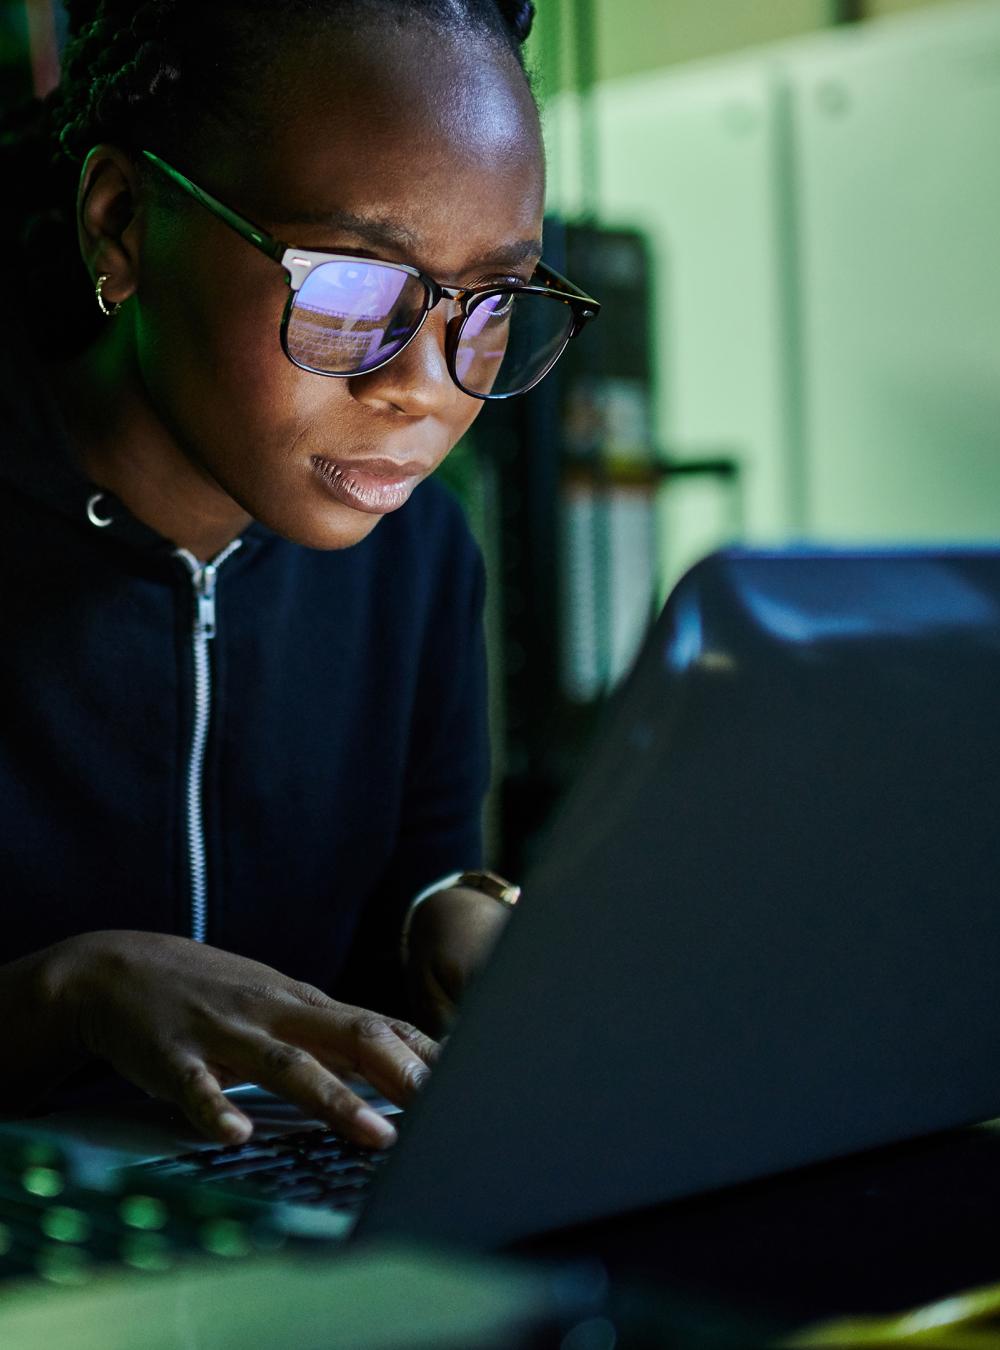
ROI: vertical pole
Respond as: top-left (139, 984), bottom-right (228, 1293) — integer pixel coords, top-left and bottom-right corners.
top-left (830, 0), bottom-right (866, 23)
top-left (24, 0), bottom-right (60, 97)
top-left (544, 0), bottom-right (567, 213)
top-left (570, 0), bottom-right (612, 687)
top-left (772, 79), bottom-right (811, 536)
top-left (573, 0), bottom-right (600, 222)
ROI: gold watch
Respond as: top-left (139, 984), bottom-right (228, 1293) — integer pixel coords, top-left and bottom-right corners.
top-left (447, 870), bottom-right (522, 908)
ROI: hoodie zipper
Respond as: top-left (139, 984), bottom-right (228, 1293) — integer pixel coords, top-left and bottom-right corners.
top-left (174, 540), bottom-right (243, 942)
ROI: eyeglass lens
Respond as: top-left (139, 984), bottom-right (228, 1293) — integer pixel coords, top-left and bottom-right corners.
top-left (285, 261), bottom-right (427, 375)
top-left (284, 259), bottom-right (575, 397)
top-left (455, 289), bottom-right (575, 397)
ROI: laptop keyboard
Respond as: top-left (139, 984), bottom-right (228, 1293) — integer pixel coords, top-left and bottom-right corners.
top-left (136, 1128), bottom-right (391, 1212)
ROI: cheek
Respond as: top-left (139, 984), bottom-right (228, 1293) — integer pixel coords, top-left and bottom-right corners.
top-left (451, 397), bottom-right (486, 447)
top-left (134, 228), bottom-right (346, 483)
top-left (136, 228), bottom-right (291, 416)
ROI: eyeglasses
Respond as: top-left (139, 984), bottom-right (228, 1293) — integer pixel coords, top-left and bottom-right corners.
top-left (141, 151), bottom-right (600, 400)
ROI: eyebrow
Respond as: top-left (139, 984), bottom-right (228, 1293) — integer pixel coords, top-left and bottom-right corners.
top-left (280, 207), bottom-right (543, 273)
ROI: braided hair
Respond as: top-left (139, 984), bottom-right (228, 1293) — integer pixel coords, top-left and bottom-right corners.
top-left (2, 0), bottom-right (537, 355)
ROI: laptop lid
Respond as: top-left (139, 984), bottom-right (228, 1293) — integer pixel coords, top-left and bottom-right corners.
top-left (359, 547), bottom-right (1000, 1249)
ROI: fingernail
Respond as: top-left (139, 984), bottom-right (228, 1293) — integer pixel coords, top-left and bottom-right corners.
top-left (218, 1111), bottom-right (252, 1143)
top-left (355, 1107), bottom-right (397, 1147)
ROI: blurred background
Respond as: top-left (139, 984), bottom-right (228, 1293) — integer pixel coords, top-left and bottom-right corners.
top-left (5, 0), bottom-right (1000, 872)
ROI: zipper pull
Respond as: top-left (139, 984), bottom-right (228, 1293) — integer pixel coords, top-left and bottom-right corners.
top-left (194, 564), bottom-right (219, 640)
top-left (174, 540), bottom-right (241, 640)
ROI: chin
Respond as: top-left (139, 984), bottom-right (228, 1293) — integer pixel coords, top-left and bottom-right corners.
top-left (259, 500), bottom-right (385, 551)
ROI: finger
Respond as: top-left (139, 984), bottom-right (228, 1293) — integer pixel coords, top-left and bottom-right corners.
top-left (387, 1018), bottom-right (442, 1066)
top-left (282, 1004), bottom-right (440, 1105)
top-left (283, 1001), bottom-right (441, 1069)
top-left (231, 1032), bottom-right (397, 1149)
top-left (165, 1053), bottom-right (254, 1144)
top-left (341, 1011), bottom-right (438, 1108)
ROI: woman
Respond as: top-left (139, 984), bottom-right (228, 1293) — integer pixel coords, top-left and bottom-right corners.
top-left (0, 0), bottom-right (597, 1150)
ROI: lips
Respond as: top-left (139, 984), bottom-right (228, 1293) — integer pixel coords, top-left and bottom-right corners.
top-left (310, 453), bottom-right (429, 515)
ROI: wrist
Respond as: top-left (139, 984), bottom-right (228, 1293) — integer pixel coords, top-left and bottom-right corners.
top-left (402, 870), bottom-right (520, 957)
top-left (37, 932), bottom-right (125, 1059)
top-left (34, 935), bottom-right (90, 1056)
top-left (0, 934), bottom-right (131, 1114)
top-left (0, 937), bottom-right (94, 1082)
top-left (410, 883), bottom-right (498, 931)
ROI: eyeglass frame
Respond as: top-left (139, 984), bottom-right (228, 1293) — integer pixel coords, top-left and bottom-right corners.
top-left (140, 150), bottom-right (601, 400)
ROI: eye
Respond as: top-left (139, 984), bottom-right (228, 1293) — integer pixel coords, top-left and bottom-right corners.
top-left (478, 290), bottom-right (517, 320)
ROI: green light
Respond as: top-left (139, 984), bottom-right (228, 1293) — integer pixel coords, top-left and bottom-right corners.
top-left (41, 1207), bottom-right (90, 1244)
top-left (200, 1218), bottom-right (251, 1258)
top-left (22, 1166), bottom-right (64, 1198)
top-left (119, 1195), bottom-right (168, 1230)
top-left (37, 1245), bottom-right (89, 1286)
top-left (121, 1233), bottom-right (172, 1273)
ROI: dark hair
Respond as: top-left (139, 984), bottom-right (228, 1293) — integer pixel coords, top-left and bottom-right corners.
top-left (3, 0), bottom-right (537, 355)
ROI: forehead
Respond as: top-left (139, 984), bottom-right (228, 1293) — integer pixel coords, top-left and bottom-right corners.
top-left (205, 21), bottom-right (545, 274)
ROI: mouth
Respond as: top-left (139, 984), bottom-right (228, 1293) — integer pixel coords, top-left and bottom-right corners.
top-left (310, 454), bottom-right (429, 515)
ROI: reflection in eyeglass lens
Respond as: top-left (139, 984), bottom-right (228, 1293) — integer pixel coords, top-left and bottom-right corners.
top-left (286, 260), bottom-right (423, 373)
top-left (456, 292), bottom-right (573, 397)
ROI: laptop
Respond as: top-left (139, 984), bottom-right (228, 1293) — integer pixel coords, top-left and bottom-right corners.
top-left (14, 546), bottom-right (1000, 1253)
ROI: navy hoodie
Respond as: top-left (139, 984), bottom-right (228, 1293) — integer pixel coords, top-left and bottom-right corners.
top-left (0, 350), bottom-right (489, 1014)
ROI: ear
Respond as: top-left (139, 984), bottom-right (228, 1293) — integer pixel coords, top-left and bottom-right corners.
top-left (76, 145), bottom-right (146, 308)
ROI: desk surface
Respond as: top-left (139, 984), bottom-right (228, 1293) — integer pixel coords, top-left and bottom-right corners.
top-left (515, 1120), bottom-right (1000, 1336)
top-left (5, 1113), bottom-right (1000, 1346)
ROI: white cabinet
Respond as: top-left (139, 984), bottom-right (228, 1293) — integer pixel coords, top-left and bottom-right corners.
top-left (790, 2), bottom-right (1000, 540)
top-left (549, 0), bottom-right (1000, 585)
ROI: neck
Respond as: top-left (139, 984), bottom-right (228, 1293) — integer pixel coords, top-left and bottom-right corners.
top-left (48, 321), bottom-right (252, 561)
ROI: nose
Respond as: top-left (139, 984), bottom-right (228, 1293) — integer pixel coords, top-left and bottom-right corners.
top-left (348, 308), bottom-right (463, 418)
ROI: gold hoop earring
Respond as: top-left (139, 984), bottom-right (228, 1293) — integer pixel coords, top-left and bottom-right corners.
top-left (95, 274), bottom-right (122, 319)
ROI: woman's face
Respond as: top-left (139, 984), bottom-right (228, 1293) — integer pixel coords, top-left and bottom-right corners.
top-left (129, 22), bottom-right (544, 549)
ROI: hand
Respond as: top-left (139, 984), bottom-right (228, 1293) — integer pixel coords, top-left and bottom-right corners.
top-left (46, 930), bottom-right (439, 1148)
top-left (404, 887), bottom-right (511, 1038)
